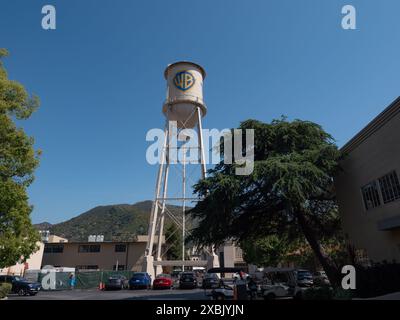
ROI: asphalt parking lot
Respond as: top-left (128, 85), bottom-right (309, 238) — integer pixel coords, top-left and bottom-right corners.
top-left (7, 288), bottom-right (209, 300)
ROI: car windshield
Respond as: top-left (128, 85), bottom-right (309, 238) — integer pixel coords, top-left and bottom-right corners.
top-left (13, 276), bottom-right (25, 281)
top-left (181, 273), bottom-right (194, 277)
top-left (132, 273), bottom-right (146, 278)
top-left (297, 271), bottom-right (312, 278)
top-left (157, 274), bottom-right (170, 279)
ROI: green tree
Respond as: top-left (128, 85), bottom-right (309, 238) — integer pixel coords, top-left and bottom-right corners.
top-left (164, 223), bottom-right (182, 260)
top-left (189, 118), bottom-right (344, 287)
top-left (0, 49), bottom-right (41, 268)
top-left (241, 234), bottom-right (292, 267)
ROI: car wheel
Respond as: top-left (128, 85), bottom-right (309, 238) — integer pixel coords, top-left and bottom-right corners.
top-left (29, 292), bottom-right (37, 296)
top-left (295, 291), bottom-right (303, 300)
top-left (18, 288), bottom-right (27, 296)
top-left (264, 293), bottom-right (276, 300)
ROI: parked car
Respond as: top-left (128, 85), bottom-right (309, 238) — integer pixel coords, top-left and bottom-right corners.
top-left (171, 269), bottom-right (182, 278)
top-left (296, 269), bottom-right (314, 287)
top-left (202, 273), bottom-right (220, 289)
top-left (179, 272), bottom-right (198, 289)
top-left (0, 275), bottom-right (41, 296)
top-left (211, 279), bottom-right (235, 300)
top-left (205, 267), bottom-right (246, 300)
top-left (261, 268), bottom-right (304, 300)
top-left (129, 272), bottom-right (151, 289)
top-left (104, 275), bottom-right (129, 290)
top-left (313, 270), bottom-right (330, 286)
top-left (153, 274), bottom-right (173, 289)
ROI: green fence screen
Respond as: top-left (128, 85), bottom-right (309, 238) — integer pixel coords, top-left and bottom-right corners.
top-left (37, 271), bottom-right (137, 290)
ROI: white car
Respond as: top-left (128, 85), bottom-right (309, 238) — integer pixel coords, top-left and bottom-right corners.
top-left (260, 268), bottom-right (304, 300)
top-left (211, 281), bottom-right (235, 300)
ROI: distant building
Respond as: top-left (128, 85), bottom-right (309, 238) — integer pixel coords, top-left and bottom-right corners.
top-left (39, 230), bottom-right (68, 243)
top-left (335, 97), bottom-right (400, 263)
top-left (216, 241), bottom-right (247, 271)
top-left (48, 234), bottom-right (68, 243)
top-left (41, 235), bottom-right (164, 271)
top-left (0, 242), bottom-right (44, 276)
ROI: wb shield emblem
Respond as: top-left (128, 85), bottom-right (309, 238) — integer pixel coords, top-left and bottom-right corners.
top-left (173, 71), bottom-right (195, 91)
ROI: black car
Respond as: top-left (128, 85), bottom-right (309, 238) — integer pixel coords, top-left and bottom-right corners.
top-left (179, 272), bottom-right (197, 289)
top-left (105, 275), bottom-right (129, 290)
top-left (202, 273), bottom-right (220, 289)
top-left (0, 275), bottom-right (41, 296)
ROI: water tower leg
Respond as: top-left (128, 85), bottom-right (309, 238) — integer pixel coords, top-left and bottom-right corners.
top-left (155, 162), bottom-right (170, 276)
top-left (196, 107), bottom-right (207, 179)
top-left (143, 255), bottom-right (155, 280)
top-left (143, 123), bottom-right (168, 279)
top-left (207, 246), bottom-right (220, 270)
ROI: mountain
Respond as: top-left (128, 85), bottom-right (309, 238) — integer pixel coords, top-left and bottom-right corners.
top-left (34, 200), bottom-right (187, 242)
top-left (34, 222), bottom-right (53, 230)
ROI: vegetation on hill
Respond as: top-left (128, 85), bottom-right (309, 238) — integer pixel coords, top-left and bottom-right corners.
top-left (35, 201), bottom-right (188, 242)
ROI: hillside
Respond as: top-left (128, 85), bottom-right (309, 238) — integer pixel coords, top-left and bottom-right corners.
top-left (35, 201), bottom-right (187, 242)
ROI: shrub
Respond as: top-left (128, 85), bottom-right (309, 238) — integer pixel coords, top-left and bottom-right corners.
top-left (333, 288), bottom-right (355, 300)
top-left (303, 285), bottom-right (354, 300)
top-left (355, 261), bottom-right (400, 298)
top-left (0, 283), bottom-right (12, 299)
top-left (303, 286), bottom-right (334, 300)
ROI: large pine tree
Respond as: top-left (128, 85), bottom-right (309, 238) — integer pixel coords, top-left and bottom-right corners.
top-left (189, 118), bottom-right (344, 287)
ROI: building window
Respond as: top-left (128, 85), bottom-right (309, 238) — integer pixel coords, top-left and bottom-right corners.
top-left (115, 244), bottom-right (127, 252)
top-left (235, 247), bottom-right (243, 260)
top-left (355, 249), bottom-right (371, 267)
top-left (78, 244), bottom-right (101, 253)
top-left (113, 265), bottom-right (126, 271)
top-left (44, 244), bottom-right (64, 253)
top-left (379, 171), bottom-right (400, 204)
top-left (361, 181), bottom-right (381, 210)
top-left (76, 265), bottom-right (98, 270)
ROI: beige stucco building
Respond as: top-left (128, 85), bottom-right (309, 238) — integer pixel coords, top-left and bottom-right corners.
top-left (41, 236), bottom-right (163, 271)
top-left (0, 242), bottom-right (45, 276)
top-left (216, 241), bottom-right (247, 270)
top-left (335, 97), bottom-right (400, 263)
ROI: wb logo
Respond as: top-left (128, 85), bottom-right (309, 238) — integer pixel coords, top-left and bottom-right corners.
top-left (173, 71), bottom-right (195, 91)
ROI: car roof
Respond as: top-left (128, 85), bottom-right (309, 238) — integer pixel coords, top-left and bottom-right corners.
top-left (207, 267), bottom-right (243, 273)
top-left (156, 274), bottom-right (171, 278)
top-left (205, 273), bottom-right (219, 277)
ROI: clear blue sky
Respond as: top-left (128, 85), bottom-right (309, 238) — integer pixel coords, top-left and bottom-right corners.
top-left (1, 0), bottom-right (399, 224)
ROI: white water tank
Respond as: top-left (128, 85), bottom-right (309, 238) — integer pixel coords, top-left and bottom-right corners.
top-left (162, 61), bottom-right (207, 128)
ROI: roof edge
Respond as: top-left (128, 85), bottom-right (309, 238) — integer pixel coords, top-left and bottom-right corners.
top-left (341, 96), bottom-right (400, 154)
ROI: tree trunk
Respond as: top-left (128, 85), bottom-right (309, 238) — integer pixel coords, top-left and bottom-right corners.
top-left (293, 207), bottom-right (341, 288)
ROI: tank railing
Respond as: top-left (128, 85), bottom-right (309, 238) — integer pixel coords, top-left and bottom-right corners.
top-left (164, 93), bottom-right (205, 105)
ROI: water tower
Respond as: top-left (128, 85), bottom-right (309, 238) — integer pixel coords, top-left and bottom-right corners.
top-left (143, 61), bottom-right (219, 278)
